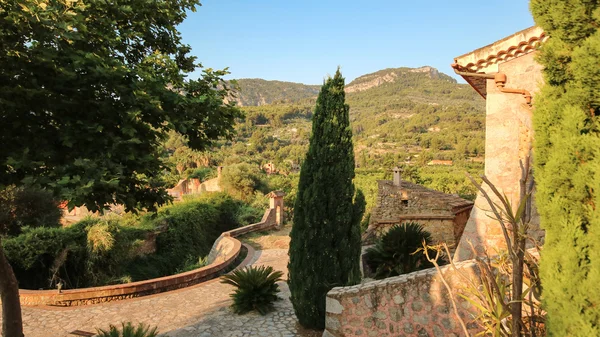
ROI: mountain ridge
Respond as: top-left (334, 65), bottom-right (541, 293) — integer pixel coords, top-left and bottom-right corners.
top-left (232, 66), bottom-right (463, 106)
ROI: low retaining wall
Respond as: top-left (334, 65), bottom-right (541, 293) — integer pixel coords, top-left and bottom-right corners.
top-left (20, 235), bottom-right (242, 307)
top-left (19, 195), bottom-right (284, 307)
top-left (224, 207), bottom-right (276, 238)
top-left (323, 260), bottom-right (482, 337)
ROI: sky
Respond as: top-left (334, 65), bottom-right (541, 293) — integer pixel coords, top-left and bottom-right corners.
top-left (178, 0), bottom-right (535, 84)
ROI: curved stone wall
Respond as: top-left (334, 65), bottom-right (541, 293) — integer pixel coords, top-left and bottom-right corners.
top-left (19, 194), bottom-right (284, 307)
top-left (19, 235), bottom-right (242, 307)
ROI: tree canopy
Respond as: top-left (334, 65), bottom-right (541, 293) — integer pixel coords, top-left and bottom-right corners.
top-left (0, 1), bottom-right (241, 335)
top-left (288, 69), bottom-right (364, 329)
top-left (0, 0), bottom-right (242, 211)
top-left (530, 0), bottom-right (600, 335)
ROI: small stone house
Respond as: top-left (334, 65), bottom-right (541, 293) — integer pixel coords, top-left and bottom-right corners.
top-left (363, 167), bottom-right (474, 251)
top-left (167, 166), bottom-right (223, 200)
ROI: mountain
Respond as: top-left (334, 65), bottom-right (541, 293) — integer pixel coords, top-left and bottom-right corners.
top-left (225, 66), bottom-right (485, 168)
top-left (345, 66), bottom-right (448, 93)
top-left (170, 66), bottom-right (487, 209)
top-left (233, 66), bottom-right (480, 107)
top-left (232, 79), bottom-right (320, 106)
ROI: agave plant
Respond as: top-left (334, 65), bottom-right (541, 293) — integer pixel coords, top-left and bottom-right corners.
top-left (221, 265), bottom-right (284, 315)
top-left (96, 322), bottom-right (158, 337)
top-left (365, 222), bottom-right (440, 279)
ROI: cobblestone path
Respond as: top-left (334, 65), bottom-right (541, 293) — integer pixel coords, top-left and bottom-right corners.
top-left (1, 248), bottom-right (320, 337)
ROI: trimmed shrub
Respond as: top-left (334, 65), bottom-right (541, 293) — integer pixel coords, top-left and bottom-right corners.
top-left (365, 222), bottom-right (440, 279)
top-left (221, 265), bottom-right (283, 315)
top-left (128, 193), bottom-right (244, 280)
top-left (96, 322), bottom-right (158, 337)
top-left (3, 225), bottom-right (87, 289)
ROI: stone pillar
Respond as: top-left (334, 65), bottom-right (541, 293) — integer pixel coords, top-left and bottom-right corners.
top-left (392, 166), bottom-right (402, 186)
top-left (454, 52), bottom-right (543, 261)
top-left (267, 191), bottom-right (286, 227)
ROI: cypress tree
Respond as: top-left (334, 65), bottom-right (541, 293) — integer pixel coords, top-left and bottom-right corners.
top-left (530, 1), bottom-right (600, 335)
top-left (288, 69), bottom-right (364, 329)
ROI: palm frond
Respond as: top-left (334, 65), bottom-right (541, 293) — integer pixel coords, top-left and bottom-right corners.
top-left (365, 222), bottom-right (441, 279)
top-left (221, 265), bottom-right (283, 315)
top-left (96, 322), bottom-right (158, 337)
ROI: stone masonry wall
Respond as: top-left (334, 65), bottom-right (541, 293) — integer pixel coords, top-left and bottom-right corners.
top-left (200, 177), bottom-right (221, 193)
top-left (369, 219), bottom-right (456, 250)
top-left (372, 182), bottom-right (455, 220)
top-left (452, 208), bottom-right (471, 244)
top-left (367, 181), bottom-right (472, 250)
top-left (454, 52), bottom-right (544, 261)
top-left (323, 260), bottom-right (482, 337)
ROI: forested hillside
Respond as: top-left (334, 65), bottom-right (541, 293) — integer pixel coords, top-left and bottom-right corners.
top-left (232, 79), bottom-right (320, 106)
top-left (167, 66), bottom-right (486, 223)
top-left (229, 66), bottom-right (485, 167)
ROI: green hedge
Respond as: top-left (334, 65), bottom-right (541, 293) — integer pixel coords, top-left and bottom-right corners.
top-left (3, 225), bottom-right (87, 289)
top-left (3, 218), bottom-right (147, 289)
top-left (4, 193), bottom-right (259, 289)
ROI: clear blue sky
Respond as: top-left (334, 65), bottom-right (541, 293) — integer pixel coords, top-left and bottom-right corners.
top-left (179, 0), bottom-right (534, 84)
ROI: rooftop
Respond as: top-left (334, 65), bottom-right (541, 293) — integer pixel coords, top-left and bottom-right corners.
top-left (453, 26), bottom-right (547, 99)
top-left (379, 180), bottom-right (474, 213)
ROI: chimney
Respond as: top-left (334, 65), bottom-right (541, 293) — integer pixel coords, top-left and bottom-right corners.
top-left (217, 166), bottom-right (223, 180)
top-left (393, 167), bottom-right (402, 186)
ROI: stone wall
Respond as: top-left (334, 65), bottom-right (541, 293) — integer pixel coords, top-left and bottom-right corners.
top-left (366, 180), bottom-right (473, 250)
top-left (369, 219), bottom-right (456, 250)
top-left (323, 260), bottom-right (481, 337)
top-left (452, 208), bottom-right (471, 245)
top-left (453, 28), bottom-right (545, 261)
top-left (19, 235), bottom-right (242, 307)
top-left (199, 176), bottom-right (221, 193)
top-left (167, 178), bottom-right (201, 199)
top-left (372, 181), bottom-right (455, 220)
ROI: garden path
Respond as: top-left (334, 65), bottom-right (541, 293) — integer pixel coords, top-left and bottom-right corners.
top-left (1, 229), bottom-right (321, 337)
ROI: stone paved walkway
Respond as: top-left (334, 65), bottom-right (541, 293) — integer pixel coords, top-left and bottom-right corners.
top-left (1, 248), bottom-right (321, 337)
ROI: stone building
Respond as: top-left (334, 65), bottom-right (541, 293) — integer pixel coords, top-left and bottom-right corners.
top-left (363, 167), bottom-right (474, 250)
top-left (263, 162), bottom-right (276, 175)
top-left (167, 166), bottom-right (223, 200)
top-left (323, 25), bottom-right (550, 337)
top-left (451, 26), bottom-right (545, 261)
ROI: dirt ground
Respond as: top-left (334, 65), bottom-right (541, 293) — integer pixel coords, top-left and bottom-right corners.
top-left (241, 224), bottom-right (292, 250)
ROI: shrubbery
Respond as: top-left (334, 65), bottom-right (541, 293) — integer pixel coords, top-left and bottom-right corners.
top-left (220, 163), bottom-right (267, 201)
top-left (186, 167), bottom-right (216, 181)
top-left (3, 193), bottom-right (260, 289)
top-left (364, 222), bottom-right (441, 279)
top-left (96, 322), bottom-right (158, 337)
top-left (3, 218), bottom-right (148, 289)
top-left (0, 186), bottom-right (62, 236)
top-left (221, 265), bottom-right (283, 315)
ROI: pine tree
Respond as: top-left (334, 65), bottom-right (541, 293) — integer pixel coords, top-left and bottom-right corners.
top-left (530, 1), bottom-right (600, 335)
top-left (288, 69), bottom-right (364, 329)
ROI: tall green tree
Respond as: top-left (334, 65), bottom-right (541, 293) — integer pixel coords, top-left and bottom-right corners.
top-left (288, 69), bottom-right (365, 329)
top-left (0, 0), bottom-right (240, 335)
top-left (530, 1), bottom-right (600, 335)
